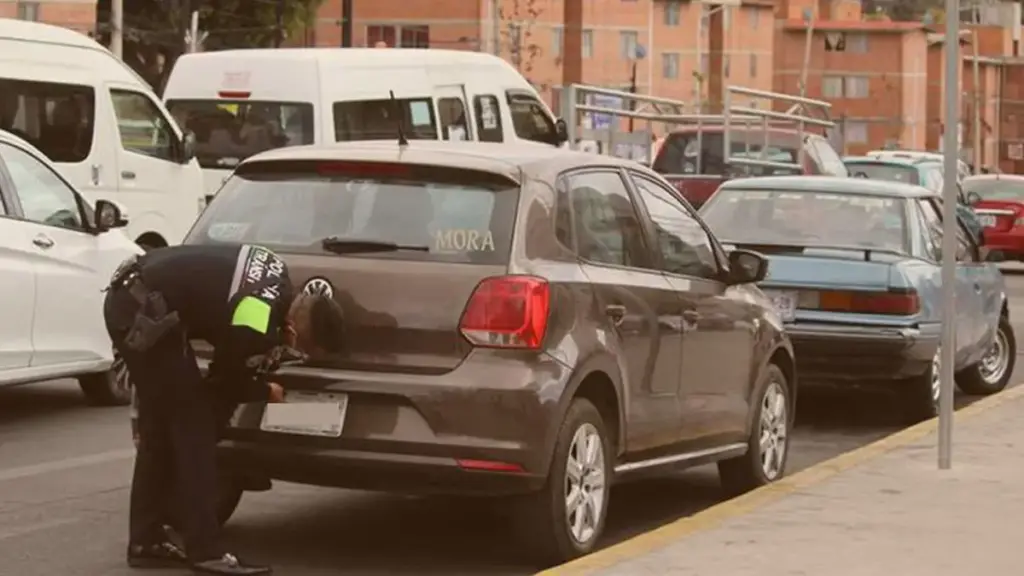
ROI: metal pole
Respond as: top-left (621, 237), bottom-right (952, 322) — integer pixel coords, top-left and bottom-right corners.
top-left (492, 0), bottom-right (501, 55)
top-left (938, 0), bottom-right (961, 471)
top-left (188, 10), bottom-right (199, 53)
top-left (696, 3), bottom-right (704, 108)
top-left (111, 0), bottom-right (123, 59)
top-left (797, 11), bottom-right (814, 167)
top-left (274, 0), bottom-right (285, 48)
top-left (972, 29), bottom-right (982, 174)
top-left (341, 0), bottom-right (353, 47)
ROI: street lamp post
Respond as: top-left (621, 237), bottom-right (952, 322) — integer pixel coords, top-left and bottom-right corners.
top-left (628, 44), bottom-right (647, 132)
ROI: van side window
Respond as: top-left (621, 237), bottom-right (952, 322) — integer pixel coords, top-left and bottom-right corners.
top-left (437, 97), bottom-right (470, 141)
top-left (110, 90), bottom-right (175, 161)
top-left (0, 78), bottom-right (95, 164)
top-left (334, 98), bottom-right (438, 141)
top-left (473, 95), bottom-right (503, 143)
top-left (506, 92), bottom-right (557, 145)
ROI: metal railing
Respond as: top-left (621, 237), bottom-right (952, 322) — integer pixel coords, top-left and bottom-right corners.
top-left (561, 83), bottom-right (835, 175)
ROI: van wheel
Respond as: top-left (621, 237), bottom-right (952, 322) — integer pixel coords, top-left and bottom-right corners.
top-left (718, 363), bottom-right (792, 497)
top-left (517, 398), bottom-right (611, 566)
top-left (956, 315), bottom-right (1016, 395)
top-left (78, 353), bottom-right (132, 406)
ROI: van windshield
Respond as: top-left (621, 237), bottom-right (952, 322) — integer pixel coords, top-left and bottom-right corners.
top-left (165, 99), bottom-right (314, 169)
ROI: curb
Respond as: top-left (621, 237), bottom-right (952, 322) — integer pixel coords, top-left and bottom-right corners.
top-left (537, 383), bottom-right (1024, 576)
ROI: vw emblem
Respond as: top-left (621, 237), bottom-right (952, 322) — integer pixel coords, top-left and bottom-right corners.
top-left (302, 277), bottom-right (334, 298)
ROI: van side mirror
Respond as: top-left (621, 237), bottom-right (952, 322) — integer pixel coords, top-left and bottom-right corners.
top-left (179, 130), bottom-right (197, 164)
top-left (95, 199), bottom-right (128, 232)
top-left (554, 118), bottom-right (569, 146)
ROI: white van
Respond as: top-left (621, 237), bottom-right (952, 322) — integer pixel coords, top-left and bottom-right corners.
top-left (162, 48), bottom-right (568, 198)
top-left (0, 19), bottom-right (204, 249)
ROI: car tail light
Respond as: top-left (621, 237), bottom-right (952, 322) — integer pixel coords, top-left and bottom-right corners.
top-left (217, 90), bottom-right (251, 99)
top-left (815, 289), bottom-right (919, 315)
top-left (459, 276), bottom-right (550, 349)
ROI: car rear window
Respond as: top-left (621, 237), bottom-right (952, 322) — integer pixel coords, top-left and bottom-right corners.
top-left (165, 99), bottom-right (314, 169)
top-left (848, 162), bottom-right (919, 185)
top-left (701, 188), bottom-right (908, 252)
top-left (963, 178), bottom-right (1024, 201)
top-left (185, 160), bottom-right (518, 265)
top-left (652, 131), bottom-right (801, 177)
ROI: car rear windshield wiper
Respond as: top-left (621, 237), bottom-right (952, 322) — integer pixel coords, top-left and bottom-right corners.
top-left (320, 236), bottom-right (430, 254)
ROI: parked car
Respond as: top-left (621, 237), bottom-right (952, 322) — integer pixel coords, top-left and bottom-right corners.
top-left (651, 126), bottom-right (848, 209)
top-left (0, 129), bottom-right (140, 405)
top-left (185, 140), bottom-right (795, 564)
top-left (699, 176), bottom-right (1014, 422)
top-left (865, 149), bottom-right (970, 183)
top-left (963, 173), bottom-right (1024, 262)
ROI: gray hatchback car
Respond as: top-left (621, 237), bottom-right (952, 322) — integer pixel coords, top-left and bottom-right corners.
top-left (184, 140), bottom-right (796, 565)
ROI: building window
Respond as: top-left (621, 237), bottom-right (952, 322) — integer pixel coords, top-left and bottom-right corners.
top-left (366, 25), bottom-right (429, 48)
top-left (552, 26), bottom-right (563, 58)
top-left (824, 32), bottom-right (846, 52)
top-left (847, 33), bottom-right (869, 53)
top-left (844, 76), bottom-right (870, 98)
top-left (17, 1), bottom-right (39, 21)
top-left (749, 7), bottom-right (760, 30)
top-left (749, 54), bottom-right (757, 77)
top-left (665, 1), bottom-right (682, 26)
top-left (620, 30), bottom-right (639, 59)
top-left (845, 120), bottom-right (869, 143)
top-left (822, 75), bottom-right (844, 98)
top-left (662, 53), bottom-right (680, 79)
top-left (582, 29), bottom-right (594, 59)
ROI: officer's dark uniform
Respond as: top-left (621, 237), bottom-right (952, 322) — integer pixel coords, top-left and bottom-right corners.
top-left (105, 244), bottom-right (291, 576)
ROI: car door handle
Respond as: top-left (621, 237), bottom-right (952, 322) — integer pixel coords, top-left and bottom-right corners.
top-left (121, 170), bottom-right (136, 180)
top-left (32, 234), bottom-right (54, 249)
top-left (605, 304), bottom-right (626, 326)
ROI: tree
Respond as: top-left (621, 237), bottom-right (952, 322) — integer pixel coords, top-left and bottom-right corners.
top-left (95, 0), bottom-right (323, 92)
top-left (498, 0), bottom-right (543, 79)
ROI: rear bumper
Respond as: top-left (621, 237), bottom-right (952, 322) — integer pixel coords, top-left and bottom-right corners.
top-left (980, 228), bottom-right (1024, 258)
top-left (204, 350), bottom-right (571, 496)
top-left (787, 322), bottom-right (939, 385)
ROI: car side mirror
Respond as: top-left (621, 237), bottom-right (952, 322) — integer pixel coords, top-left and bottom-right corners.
top-left (554, 118), bottom-right (569, 146)
top-left (179, 130), bottom-right (197, 164)
top-left (726, 249), bottom-right (768, 285)
top-left (95, 199), bottom-right (128, 232)
top-left (966, 191), bottom-right (981, 206)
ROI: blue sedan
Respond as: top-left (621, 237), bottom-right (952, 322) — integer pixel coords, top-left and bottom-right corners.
top-left (700, 176), bottom-right (1016, 422)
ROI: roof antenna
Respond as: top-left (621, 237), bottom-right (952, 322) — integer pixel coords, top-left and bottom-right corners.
top-left (389, 90), bottom-right (409, 147)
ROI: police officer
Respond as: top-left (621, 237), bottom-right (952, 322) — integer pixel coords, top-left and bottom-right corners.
top-left (104, 244), bottom-right (344, 575)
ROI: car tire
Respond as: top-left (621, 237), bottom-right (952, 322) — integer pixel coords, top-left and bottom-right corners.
top-left (516, 397), bottom-right (611, 566)
top-left (901, 346), bottom-right (941, 424)
top-left (78, 352), bottom-right (132, 406)
top-left (718, 363), bottom-right (792, 497)
top-left (956, 315), bottom-right (1016, 396)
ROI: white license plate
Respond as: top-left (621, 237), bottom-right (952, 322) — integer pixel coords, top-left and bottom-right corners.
top-left (979, 215), bottom-right (997, 227)
top-left (260, 391), bottom-right (349, 438)
top-left (763, 290), bottom-right (797, 321)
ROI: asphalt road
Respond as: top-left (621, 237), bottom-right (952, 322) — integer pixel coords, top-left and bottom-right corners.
top-left (3, 269), bottom-right (1024, 576)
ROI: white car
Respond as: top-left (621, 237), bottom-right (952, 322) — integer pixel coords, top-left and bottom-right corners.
top-left (0, 129), bottom-right (142, 405)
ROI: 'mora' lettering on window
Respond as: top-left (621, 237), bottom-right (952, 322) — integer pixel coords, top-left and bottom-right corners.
top-left (433, 229), bottom-right (496, 252)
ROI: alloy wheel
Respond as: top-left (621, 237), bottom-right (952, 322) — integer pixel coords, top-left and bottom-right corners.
top-left (930, 347), bottom-right (941, 405)
top-left (563, 423), bottom-right (606, 545)
top-left (979, 328), bottom-right (1011, 386)
top-left (758, 382), bottom-right (788, 480)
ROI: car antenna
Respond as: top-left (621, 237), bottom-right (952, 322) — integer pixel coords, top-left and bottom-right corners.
top-left (389, 90), bottom-right (409, 148)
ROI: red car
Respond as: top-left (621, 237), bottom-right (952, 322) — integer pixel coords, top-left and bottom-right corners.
top-left (650, 126), bottom-right (849, 209)
top-left (964, 174), bottom-right (1024, 261)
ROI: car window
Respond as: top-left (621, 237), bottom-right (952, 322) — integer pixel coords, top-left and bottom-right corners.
top-left (564, 170), bottom-right (648, 267)
top-left (632, 174), bottom-right (719, 278)
top-left (962, 177), bottom-right (1024, 201)
top-left (474, 95), bottom-right (504, 143)
top-left (333, 98), bottom-right (437, 141)
top-left (0, 78), bottom-right (95, 164)
top-left (437, 97), bottom-right (470, 141)
top-left (0, 142), bottom-right (84, 230)
top-left (847, 162), bottom-right (919, 185)
top-left (187, 160), bottom-right (517, 265)
top-left (166, 99), bottom-right (314, 170)
top-left (506, 92), bottom-right (557, 145)
top-left (917, 198), bottom-right (975, 262)
top-left (110, 90), bottom-right (175, 161)
top-left (652, 130), bottom-right (801, 177)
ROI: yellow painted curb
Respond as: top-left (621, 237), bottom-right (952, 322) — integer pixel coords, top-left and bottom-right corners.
top-left (537, 384), bottom-right (1024, 576)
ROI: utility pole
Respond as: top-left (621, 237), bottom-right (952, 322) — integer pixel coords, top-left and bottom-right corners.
top-left (188, 10), bottom-right (199, 53)
top-left (562, 0), bottom-right (583, 117)
top-left (971, 28), bottom-right (982, 173)
top-left (491, 0), bottom-right (501, 55)
top-left (111, 0), bottom-right (123, 59)
top-left (274, 0), bottom-right (285, 48)
top-left (341, 0), bottom-right (353, 47)
top-left (797, 8), bottom-right (815, 167)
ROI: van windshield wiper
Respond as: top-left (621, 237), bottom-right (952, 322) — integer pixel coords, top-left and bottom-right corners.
top-left (320, 236), bottom-right (430, 254)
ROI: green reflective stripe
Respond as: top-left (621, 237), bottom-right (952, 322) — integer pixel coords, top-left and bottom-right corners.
top-left (231, 296), bottom-right (272, 335)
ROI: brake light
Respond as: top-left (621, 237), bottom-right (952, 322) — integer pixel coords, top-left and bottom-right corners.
top-left (816, 290), bottom-right (919, 315)
top-left (459, 276), bottom-right (550, 349)
top-left (218, 90), bottom-right (251, 99)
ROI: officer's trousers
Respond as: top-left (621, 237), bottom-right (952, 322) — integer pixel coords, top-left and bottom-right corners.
top-left (103, 285), bottom-right (223, 562)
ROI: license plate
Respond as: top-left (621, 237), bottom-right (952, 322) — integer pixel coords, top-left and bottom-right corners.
top-left (260, 391), bottom-right (348, 438)
top-left (763, 290), bottom-right (797, 321)
top-left (979, 215), bottom-right (997, 227)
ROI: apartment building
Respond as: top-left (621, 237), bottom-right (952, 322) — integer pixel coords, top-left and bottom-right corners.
top-left (0, 0), bottom-right (96, 33)
top-left (311, 0), bottom-right (775, 117)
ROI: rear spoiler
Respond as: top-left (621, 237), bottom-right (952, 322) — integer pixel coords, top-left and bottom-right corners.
top-left (723, 242), bottom-right (905, 261)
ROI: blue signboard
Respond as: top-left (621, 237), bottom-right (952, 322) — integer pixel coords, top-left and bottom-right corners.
top-left (590, 94), bottom-right (622, 130)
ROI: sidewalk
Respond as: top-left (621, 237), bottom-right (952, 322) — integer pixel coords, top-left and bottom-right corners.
top-left (541, 385), bottom-right (1024, 576)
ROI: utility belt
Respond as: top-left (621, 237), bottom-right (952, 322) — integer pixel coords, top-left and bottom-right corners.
top-left (106, 255), bottom-right (181, 353)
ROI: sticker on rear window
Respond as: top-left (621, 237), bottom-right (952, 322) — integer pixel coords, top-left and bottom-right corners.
top-left (208, 222), bottom-right (251, 242)
top-left (433, 229), bottom-right (495, 252)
